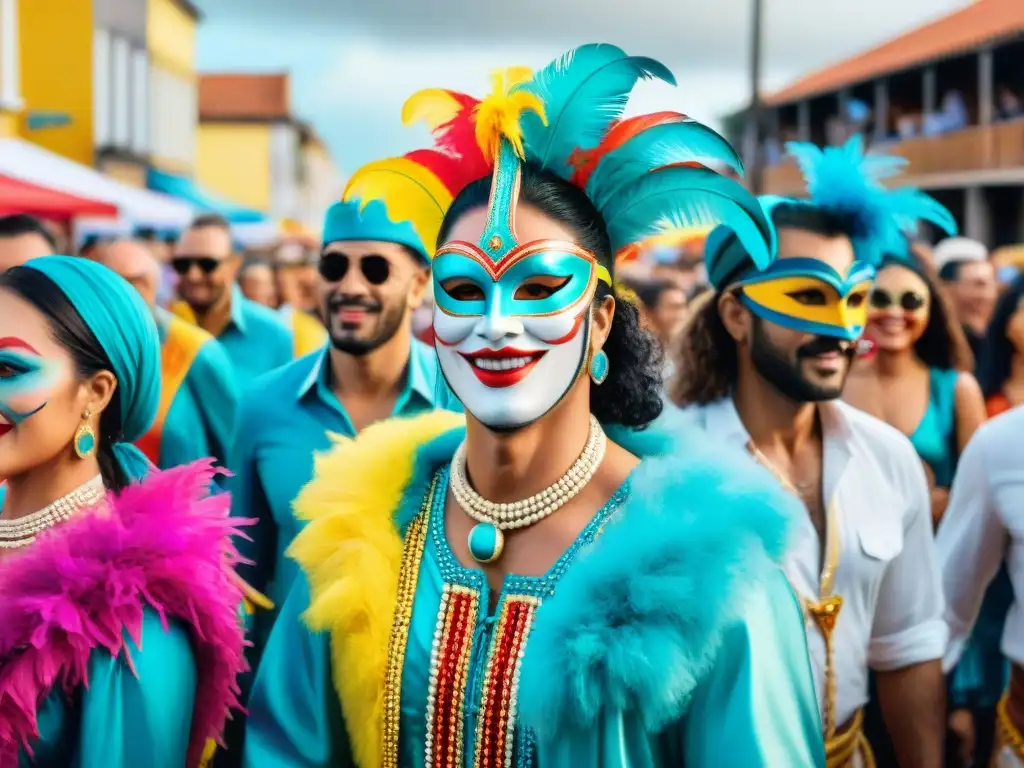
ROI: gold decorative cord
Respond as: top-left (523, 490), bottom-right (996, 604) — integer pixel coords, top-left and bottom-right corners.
top-left (997, 695), bottom-right (1024, 761)
top-left (746, 442), bottom-right (844, 742)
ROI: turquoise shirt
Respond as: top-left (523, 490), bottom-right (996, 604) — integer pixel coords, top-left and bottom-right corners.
top-left (22, 609), bottom-right (197, 767)
top-left (908, 367), bottom-right (959, 488)
top-left (230, 340), bottom-right (459, 626)
top-left (152, 308), bottom-right (238, 471)
top-left (243, 476), bottom-right (823, 768)
top-left (176, 285), bottom-right (292, 387)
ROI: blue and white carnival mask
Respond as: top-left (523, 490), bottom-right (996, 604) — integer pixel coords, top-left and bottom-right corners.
top-left (432, 145), bottom-right (612, 429)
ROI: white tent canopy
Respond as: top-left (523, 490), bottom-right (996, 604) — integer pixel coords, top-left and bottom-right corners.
top-left (0, 139), bottom-right (193, 228)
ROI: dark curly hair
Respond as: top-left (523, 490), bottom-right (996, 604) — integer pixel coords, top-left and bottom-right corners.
top-left (437, 164), bottom-right (664, 428)
top-left (979, 273), bottom-right (1024, 398)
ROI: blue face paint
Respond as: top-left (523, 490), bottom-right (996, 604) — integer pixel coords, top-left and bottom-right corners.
top-left (0, 348), bottom-right (61, 424)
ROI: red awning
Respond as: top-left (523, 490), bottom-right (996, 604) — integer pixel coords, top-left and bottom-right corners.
top-left (0, 174), bottom-right (118, 220)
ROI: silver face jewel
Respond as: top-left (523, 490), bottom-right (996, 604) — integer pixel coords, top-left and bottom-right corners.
top-left (450, 413), bottom-right (607, 533)
top-left (0, 475), bottom-right (105, 549)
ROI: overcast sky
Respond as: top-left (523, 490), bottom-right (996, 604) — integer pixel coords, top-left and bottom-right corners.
top-left (193, 0), bottom-right (970, 175)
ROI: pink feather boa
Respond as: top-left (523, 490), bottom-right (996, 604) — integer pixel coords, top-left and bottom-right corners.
top-left (0, 460), bottom-right (248, 767)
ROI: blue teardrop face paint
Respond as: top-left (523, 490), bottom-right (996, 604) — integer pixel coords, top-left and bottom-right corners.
top-left (0, 338), bottom-right (63, 436)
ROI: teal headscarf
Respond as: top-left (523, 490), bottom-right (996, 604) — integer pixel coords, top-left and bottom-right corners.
top-left (22, 255), bottom-right (160, 481)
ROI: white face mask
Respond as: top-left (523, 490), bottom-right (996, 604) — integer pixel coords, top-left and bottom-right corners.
top-left (431, 244), bottom-right (600, 429)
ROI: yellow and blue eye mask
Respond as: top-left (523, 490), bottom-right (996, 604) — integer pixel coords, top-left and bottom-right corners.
top-left (734, 257), bottom-right (876, 340)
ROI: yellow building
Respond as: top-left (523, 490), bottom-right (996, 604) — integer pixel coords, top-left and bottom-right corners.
top-left (0, 0), bottom-right (22, 137)
top-left (13, 0), bottom-right (198, 186)
top-left (196, 73), bottom-right (301, 218)
top-left (296, 123), bottom-right (342, 235)
top-left (147, 0), bottom-right (199, 177)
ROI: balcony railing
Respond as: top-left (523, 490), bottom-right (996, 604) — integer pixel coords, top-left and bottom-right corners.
top-left (762, 118), bottom-right (1024, 194)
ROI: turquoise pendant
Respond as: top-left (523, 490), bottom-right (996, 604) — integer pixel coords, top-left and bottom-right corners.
top-left (467, 523), bottom-right (504, 564)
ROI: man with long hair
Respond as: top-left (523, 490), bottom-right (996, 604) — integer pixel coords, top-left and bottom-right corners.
top-left (674, 137), bottom-right (951, 768)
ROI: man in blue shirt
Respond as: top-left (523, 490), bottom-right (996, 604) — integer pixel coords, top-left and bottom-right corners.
top-left (170, 214), bottom-right (292, 385)
top-left (230, 195), bottom-right (459, 646)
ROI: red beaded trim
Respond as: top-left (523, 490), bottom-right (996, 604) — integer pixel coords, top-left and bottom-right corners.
top-left (474, 595), bottom-right (539, 768)
top-left (425, 584), bottom-right (480, 767)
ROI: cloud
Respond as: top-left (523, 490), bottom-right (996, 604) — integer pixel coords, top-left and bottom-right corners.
top-left (194, 0), bottom-right (972, 172)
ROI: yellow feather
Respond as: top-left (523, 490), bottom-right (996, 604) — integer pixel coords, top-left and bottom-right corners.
top-left (289, 410), bottom-right (465, 768)
top-left (401, 88), bottom-right (463, 130)
top-left (342, 157), bottom-right (455, 255)
top-left (473, 66), bottom-right (547, 162)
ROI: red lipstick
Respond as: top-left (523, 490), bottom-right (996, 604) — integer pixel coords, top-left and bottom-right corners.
top-left (459, 347), bottom-right (545, 388)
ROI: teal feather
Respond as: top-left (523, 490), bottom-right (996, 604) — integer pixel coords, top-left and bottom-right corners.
top-left (602, 165), bottom-right (776, 270)
top-left (585, 118), bottom-right (744, 209)
top-left (518, 44), bottom-right (675, 179)
top-left (783, 134), bottom-right (957, 265)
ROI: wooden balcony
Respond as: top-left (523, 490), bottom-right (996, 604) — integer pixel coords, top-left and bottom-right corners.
top-left (762, 118), bottom-right (1024, 194)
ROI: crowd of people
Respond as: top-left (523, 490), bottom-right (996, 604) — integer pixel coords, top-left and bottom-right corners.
top-left (0, 41), bottom-right (1023, 768)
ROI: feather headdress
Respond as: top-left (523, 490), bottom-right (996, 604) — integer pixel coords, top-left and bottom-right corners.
top-left (416, 43), bottom-right (774, 278)
top-left (783, 134), bottom-right (957, 265)
top-left (328, 89), bottom-right (488, 259)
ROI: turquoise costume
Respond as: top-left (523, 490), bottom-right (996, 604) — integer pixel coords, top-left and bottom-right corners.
top-left (173, 284), bottom-right (292, 386)
top-left (28, 612), bottom-right (197, 768)
top-left (137, 307), bottom-right (238, 472)
top-left (243, 412), bottom-right (824, 767)
top-left (0, 257), bottom-right (246, 768)
top-left (244, 44), bottom-right (822, 766)
top-left (908, 366), bottom-right (959, 486)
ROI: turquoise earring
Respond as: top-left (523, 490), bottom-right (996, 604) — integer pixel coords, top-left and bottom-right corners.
top-left (74, 409), bottom-right (96, 459)
top-left (589, 349), bottom-right (609, 385)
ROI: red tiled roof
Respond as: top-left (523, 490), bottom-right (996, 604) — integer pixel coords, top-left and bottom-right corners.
top-left (198, 73), bottom-right (291, 122)
top-left (766, 0), bottom-right (1024, 106)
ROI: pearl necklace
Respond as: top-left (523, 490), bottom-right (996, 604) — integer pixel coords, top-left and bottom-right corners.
top-left (0, 475), bottom-right (105, 549)
top-left (451, 414), bottom-right (607, 563)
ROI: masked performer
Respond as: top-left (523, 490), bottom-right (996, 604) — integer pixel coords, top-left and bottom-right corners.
top-left (674, 136), bottom-right (952, 768)
top-left (244, 44), bottom-right (824, 767)
top-left (0, 257), bottom-right (246, 767)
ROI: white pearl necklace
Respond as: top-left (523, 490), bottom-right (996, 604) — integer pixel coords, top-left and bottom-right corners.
top-left (0, 475), bottom-right (105, 549)
top-left (451, 414), bottom-right (606, 531)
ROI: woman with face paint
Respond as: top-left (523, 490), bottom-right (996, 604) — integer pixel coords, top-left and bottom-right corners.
top-left (244, 45), bottom-right (824, 768)
top-left (0, 257), bottom-right (246, 766)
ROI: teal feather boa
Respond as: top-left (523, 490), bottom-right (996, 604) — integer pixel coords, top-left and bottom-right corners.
top-left (390, 407), bottom-right (799, 738)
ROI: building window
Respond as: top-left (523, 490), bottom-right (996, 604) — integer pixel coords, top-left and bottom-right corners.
top-left (112, 36), bottom-right (130, 147)
top-left (0, 0), bottom-right (20, 108)
top-left (131, 48), bottom-right (148, 154)
top-left (93, 29), bottom-right (111, 146)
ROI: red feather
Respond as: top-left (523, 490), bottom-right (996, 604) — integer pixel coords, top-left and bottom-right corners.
top-left (408, 90), bottom-right (491, 196)
top-left (570, 111), bottom-right (688, 189)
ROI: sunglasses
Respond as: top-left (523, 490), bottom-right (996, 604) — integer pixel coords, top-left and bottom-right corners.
top-left (869, 289), bottom-right (926, 312)
top-left (318, 253), bottom-right (391, 285)
top-left (171, 256), bottom-right (221, 276)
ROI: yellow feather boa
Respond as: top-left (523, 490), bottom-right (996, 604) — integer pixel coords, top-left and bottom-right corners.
top-left (289, 410), bottom-right (465, 768)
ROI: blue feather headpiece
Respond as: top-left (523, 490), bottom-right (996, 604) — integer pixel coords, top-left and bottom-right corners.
top-left (442, 43), bottom-right (775, 283)
top-left (782, 134), bottom-right (956, 265)
top-left (705, 134), bottom-right (957, 288)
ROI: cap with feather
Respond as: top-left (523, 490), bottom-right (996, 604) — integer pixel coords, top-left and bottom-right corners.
top-left (323, 89), bottom-right (487, 261)
top-left (704, 134), bottom-right (957, 289)
top-left (430, 43), bottom-right (776, 282)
